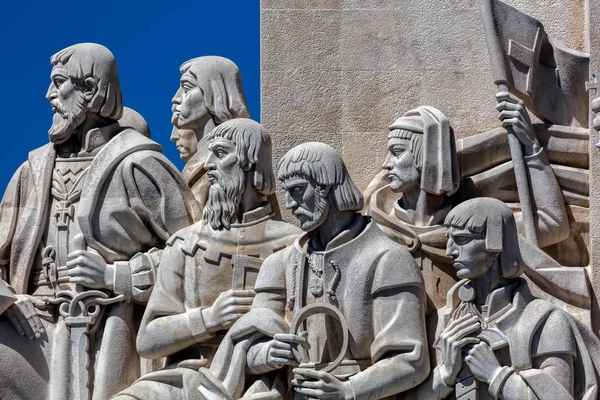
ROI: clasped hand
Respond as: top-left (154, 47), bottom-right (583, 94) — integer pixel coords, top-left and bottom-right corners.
top-left (438, 314), bottom-right (502, 386)
top-left (67, 250), bottom-right (114, 290)
top-left (496, 91), bottom-right (541, 155)
top-left (4, 294), bottom-right (46, 339)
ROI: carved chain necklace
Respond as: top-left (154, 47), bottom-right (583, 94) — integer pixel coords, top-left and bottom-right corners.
top-left (306, 248), bottom-right (341, 301)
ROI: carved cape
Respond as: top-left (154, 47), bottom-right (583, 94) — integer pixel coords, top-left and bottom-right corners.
top-left (0, 127), bottom-right (199, 400)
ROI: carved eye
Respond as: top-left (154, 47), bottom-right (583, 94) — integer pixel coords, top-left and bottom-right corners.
top-left (53, 77), bottom-right (65, 89)
top-left (182, 82), bottom-right (194, 93)
top-left (216, 149), bottom-right (227, 159)
top-left (291, 186), bottom-right (303, 194)
top-left (454, 236), bottom-right (472, 245)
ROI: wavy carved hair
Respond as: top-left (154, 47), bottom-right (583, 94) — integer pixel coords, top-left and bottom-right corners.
top-left (206, 118), bottom-right (275, 196)
top-left (179, 56), bottom-right (249, 124)
top-left (50, 43), bottom-right (123, 120)
top-left (278, 142), bottom-right (364, 212)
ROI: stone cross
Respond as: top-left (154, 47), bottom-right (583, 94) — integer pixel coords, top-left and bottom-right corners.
top-left (508, 28), bottom-right (542, 94)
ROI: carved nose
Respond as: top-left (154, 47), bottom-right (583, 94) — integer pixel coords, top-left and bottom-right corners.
top-left (285, 193), bottom-right (297, 209)
top-left (382, 153), bottom-right (393, 170)
top-left (172, 88), bottom-right (182, 106)
top-left (46, 83), bottom-right (57, 101)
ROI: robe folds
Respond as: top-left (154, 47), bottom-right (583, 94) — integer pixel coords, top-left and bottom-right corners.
top-left (415, 279), bottom-right (600, 400)
top-left (195, 215), bottom-right (430, 400)
top-left (368, 146), bottom-right (591, 324)
top-left (113, 204), bottom-right (301, 400)
top-left (0, 127), bottom-right (199, 400)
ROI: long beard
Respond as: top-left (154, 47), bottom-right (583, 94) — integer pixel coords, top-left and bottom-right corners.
top-left (203, 167), bottom-right (245, 230)
top-left (48, 92), bottom-right (87, 144)
top-left (300, 192), bottom-right (329, 231)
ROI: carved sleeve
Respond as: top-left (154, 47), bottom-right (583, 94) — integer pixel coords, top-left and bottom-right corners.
top-left (115, 152), bottom-right (199, 304)
top-left (113, 248), bottom-right (161, 303)
top-left (135, 237), bottom-right (213, 360)
top-left (518, 148), bottom-right (569, 247)
top-left (490, 354), bottom-right (574, 399)
top-left (348, 250), bottom-right (430, 400)
top-left (0, 163), bottom-right (26, 282)
top-left (246, 251), bottom-right (288, 374)
top-left (492, 309), bottom-right (576, 399)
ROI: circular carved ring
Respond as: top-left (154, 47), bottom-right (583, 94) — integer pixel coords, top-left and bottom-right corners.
top-left (289, 303), bottom-right (349, 373)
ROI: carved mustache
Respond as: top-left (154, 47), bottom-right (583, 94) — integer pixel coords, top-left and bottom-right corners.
top-left (292, 207), bottom-right (313, 218)
top-left (51, 100), bottom-right (67, 118)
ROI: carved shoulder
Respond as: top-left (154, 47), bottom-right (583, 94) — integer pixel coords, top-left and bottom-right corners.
top-left (254, 247), bottom-right (293, 291)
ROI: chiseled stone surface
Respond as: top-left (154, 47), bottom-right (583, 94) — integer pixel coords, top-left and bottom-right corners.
top-left (261, 0), bottom-right (586, 198)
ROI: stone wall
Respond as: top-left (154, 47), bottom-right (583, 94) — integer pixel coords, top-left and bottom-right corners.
top-left (261, 0), bottom-right (587, 212)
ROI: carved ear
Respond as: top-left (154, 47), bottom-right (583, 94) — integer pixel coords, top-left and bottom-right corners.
top-left (82, 77), bottom-right (97, 102)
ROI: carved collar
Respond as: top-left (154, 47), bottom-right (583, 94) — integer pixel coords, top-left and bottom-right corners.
top-left (232, 202), bottom-right (273, 227)
top-left (482, 279), bottom-right (521, 321)
top-left (306, 213), bottom-right (367, 253)
top-left (392, 196), bottom-right (452, 227)
top-left (79, 122), bottom-right (122, 155)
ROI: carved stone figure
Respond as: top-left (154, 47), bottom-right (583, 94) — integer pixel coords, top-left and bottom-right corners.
top-left (119, 107), bottom-right (151, 138)
top-left (0, 43), bottom-right (200, 400)
top-left (192, 142), bottom-right (429, 400)
top-left (171, 126), bottom-right (198, 162)
top-left (366, 94), bottom-right (570, 311)
top-left (414, 197), bottom-right (600, 399)
top-left (114, 118), bottom-right (301, 400)
top-left (171, 56), bottom-right (250, 211)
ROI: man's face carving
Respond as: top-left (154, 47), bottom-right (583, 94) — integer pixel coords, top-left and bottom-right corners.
top-left (171, 72), bottom-right (210, 130)
top-left (282, 176), bottom-right (329, 232)
top-left (382, 137), bottom-right (420, 193)
top-left (46, 66), bottom-right (88, 144)
top-left (203, 137), bottom-right (246, 230)
top-left (446, 227), bottom-right (495, 280)
top-left (170, 126), bottom-right (198, 162)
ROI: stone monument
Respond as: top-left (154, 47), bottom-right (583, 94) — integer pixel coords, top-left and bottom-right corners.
top-left (171, 56), bottom-right (250, 212)
top-left (0, 0), bottom-right (599, 398)
top-left (193, 143), bottom-right (429, 399)
top-left (114, 118), bottom-right (301, 399)
top-left (0, 43), bottom-right (200, 400)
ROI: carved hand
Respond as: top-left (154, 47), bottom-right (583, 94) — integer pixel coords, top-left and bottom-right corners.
top-left (437, 314), bottom-right (481, 386)
top-left (66, 250), bottom-right (115, 290)
top-left (496, 91), bottom-right (541, 155)
top-left (4, 294), bottom-right (46, 339)
top-left (464, 342), bottom-right (502, 385)
top-left (265, 331), bottom-right (309, 370)
top-left (201, 289), bottom-right (255, 333)
top-left (292, 368), bottom-right (353, 400)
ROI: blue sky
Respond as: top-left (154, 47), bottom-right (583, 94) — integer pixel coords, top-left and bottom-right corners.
top-left (0, 0), bottom-right (259, 190)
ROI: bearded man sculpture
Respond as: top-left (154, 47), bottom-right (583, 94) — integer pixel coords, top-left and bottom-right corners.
top-left (193, 142), bottom-right (429, 400)
top-left (414, 197), bottom-right (600, 399)
top-left (113, 118), bottom-right (301, 400)
top-left (171, 56), bottom-right (250, 211)
top-left (0, 43), bottom-right (199, 400)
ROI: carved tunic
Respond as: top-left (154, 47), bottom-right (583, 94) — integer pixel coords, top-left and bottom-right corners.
top-left (240, 215), bottom-right (430, 400)
top-left (0, 124), bottom-right (199, 400)
top-left (113, 204), bottom-right (301, 400)
top-left (135, 203), bottom-right (300, 366)
top-left (418, 279), bottom-right (600, 399)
